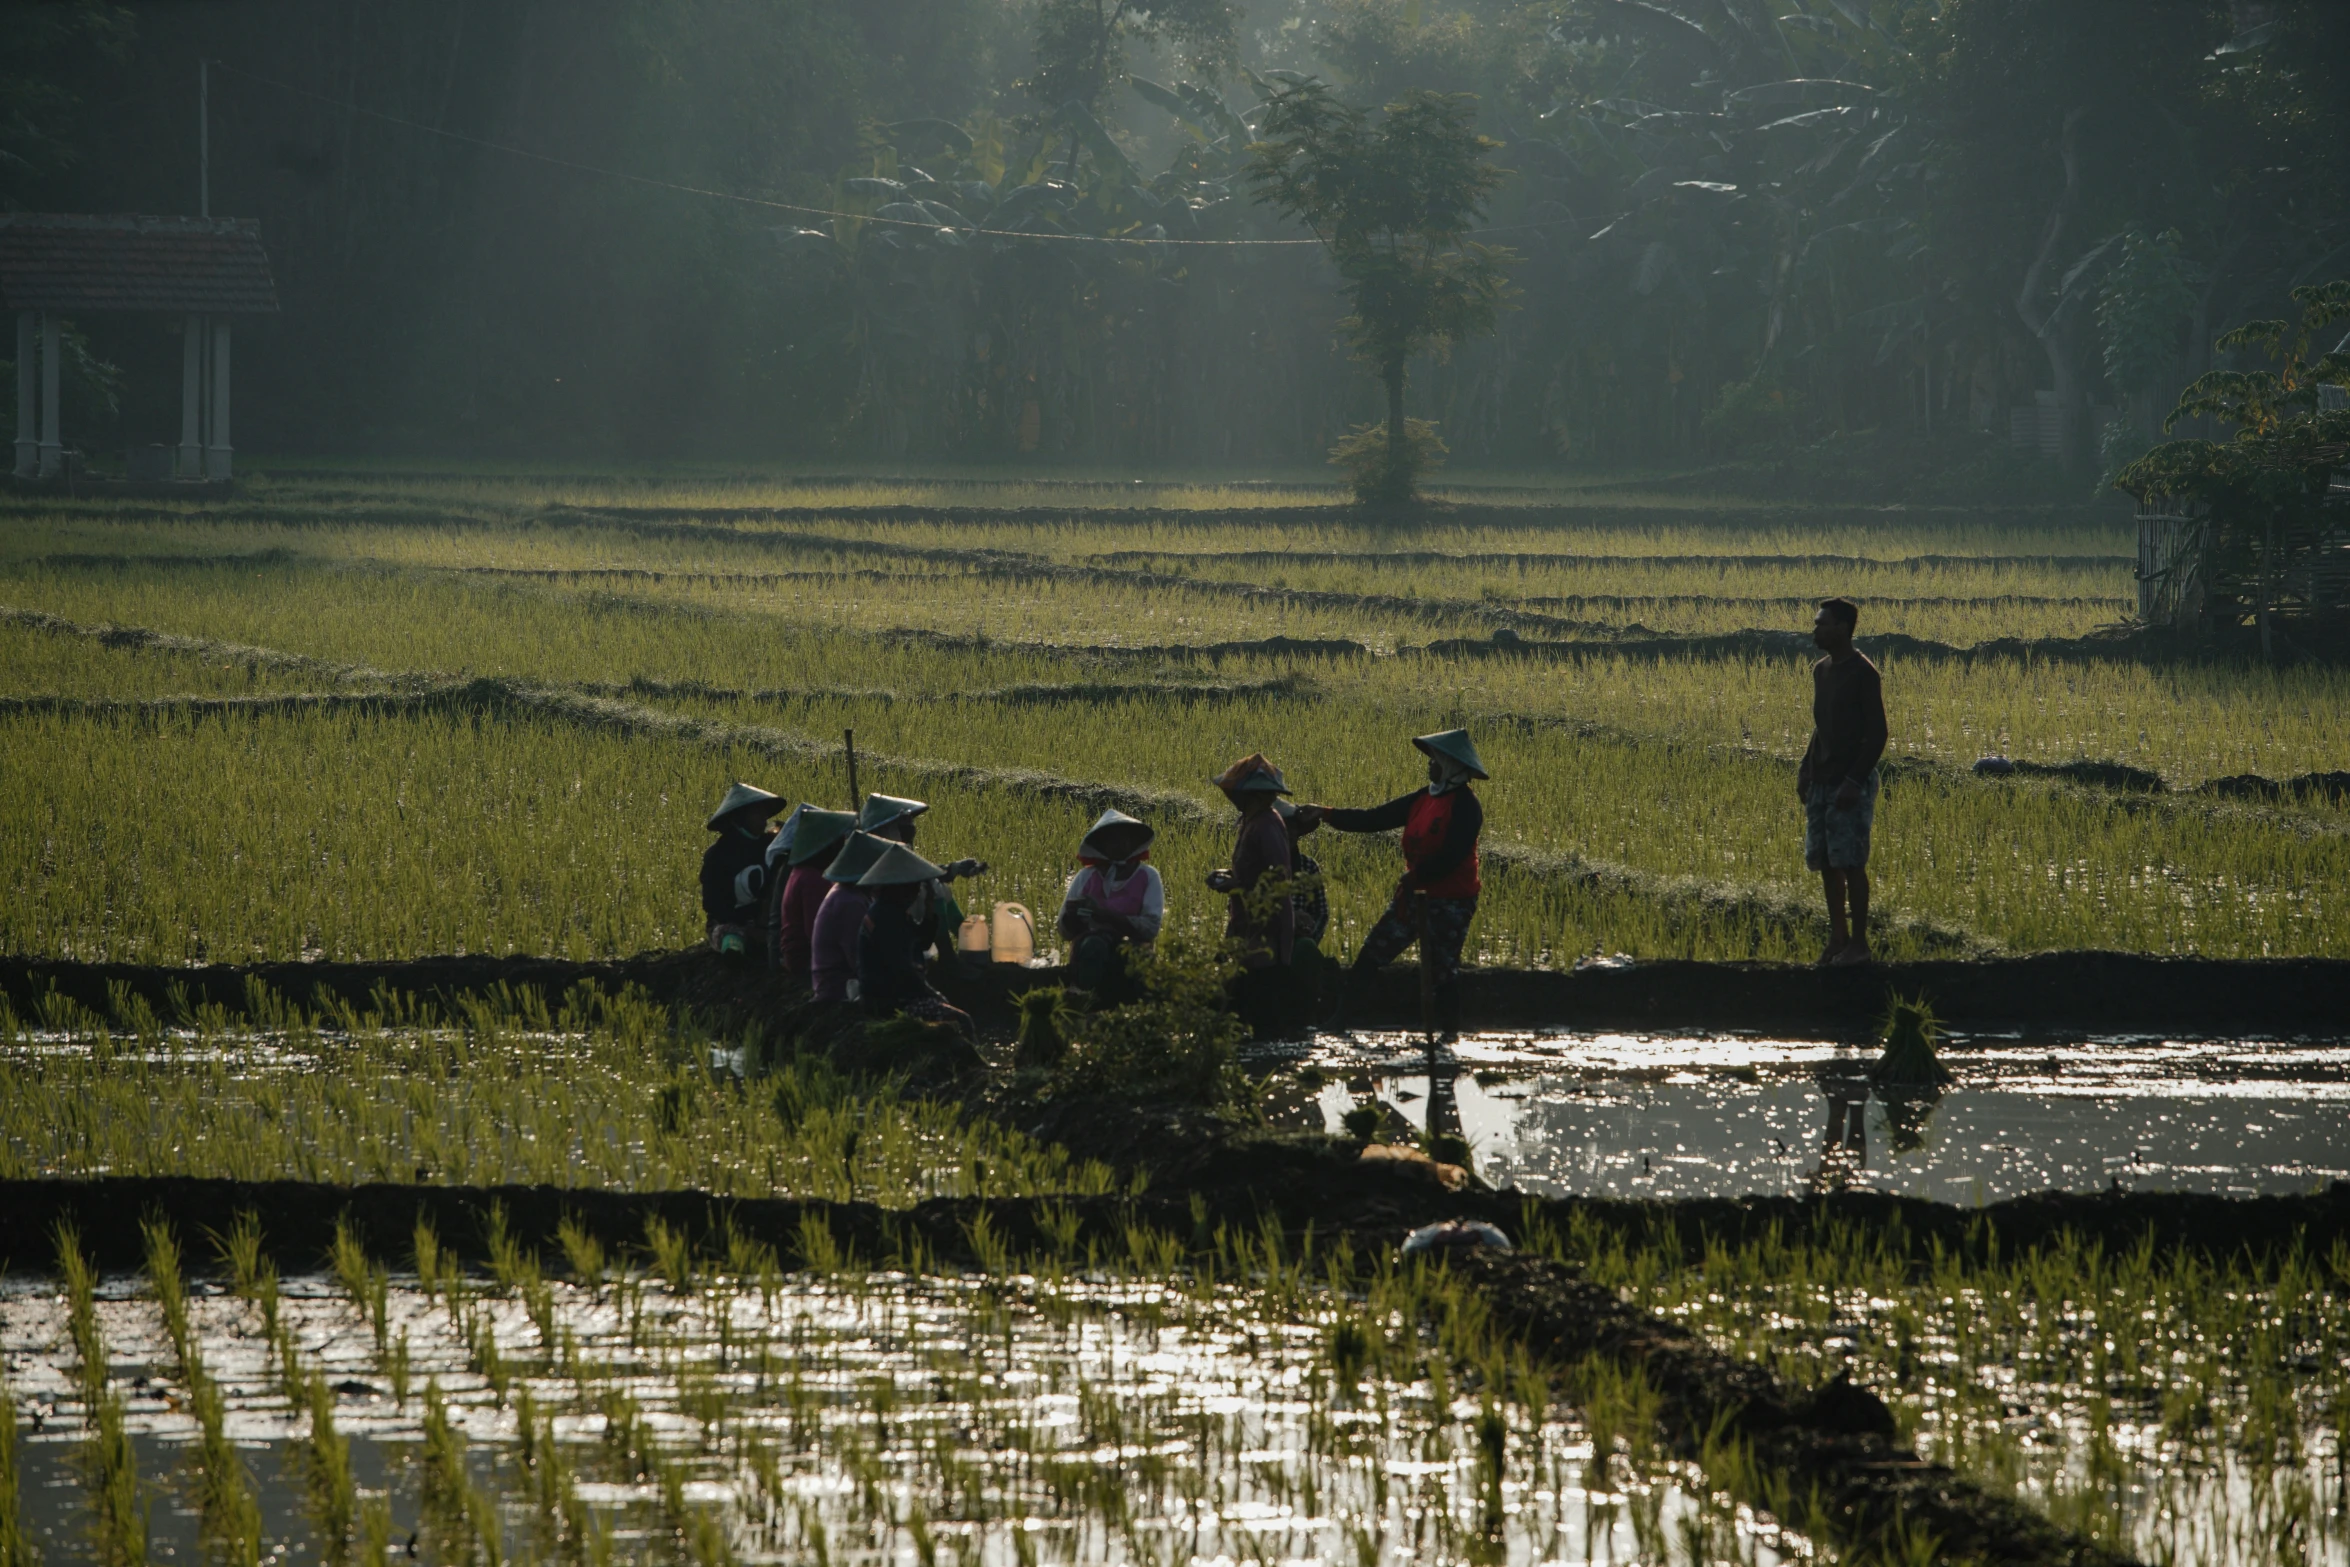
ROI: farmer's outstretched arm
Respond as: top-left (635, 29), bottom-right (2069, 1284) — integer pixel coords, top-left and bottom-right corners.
top-left (1323, 792), bottom-right (1418, 833)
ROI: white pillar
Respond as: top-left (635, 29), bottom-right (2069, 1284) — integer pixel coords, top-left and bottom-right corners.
top-left (12, 311), bottom-right (33, 478)
top-left (180, 313), bottom-right (204, 479)
top-left (206, 316), bottom-right (232, 480)
top-left (38, 311), bottom-right (61, 478)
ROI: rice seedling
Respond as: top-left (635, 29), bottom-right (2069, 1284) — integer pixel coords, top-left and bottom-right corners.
top-left (292, 1374), bottom-right (356, 1564)
top-left (1541, 1203), bottom-right (2350, 1567)
top-left (2, 1196), bottom-right (1811, 1567)
top-left (328, 1216), bottom-right (392, 1355)
top-left (0, 1356), bottom-right (29, 1567)
top-left (4, 475), bottom-right (2343, 967)
top-left (54, 1227), bottom-right (146, 1567)
top-left (140, 1220), bottom-right (263, 1566)
top-left (1, 982), bottom-right (1114, 1201)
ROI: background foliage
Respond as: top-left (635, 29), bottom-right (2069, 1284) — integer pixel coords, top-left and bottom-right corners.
top-left (6, 0), bottom-right (2347, 477)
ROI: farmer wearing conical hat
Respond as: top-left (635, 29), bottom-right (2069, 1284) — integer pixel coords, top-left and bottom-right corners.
top-left (850, 790), bottom-right (986, 951)
top-left (856, 843), bottom-right (977, 1043)
top-left (858, 793), bottom-right (928, 842)
top-left (769, 806), bottom-right (857, 979)
top-left (1296, 729), bottom-right (1487, 1037)
top-left (1057, 809), bottom-right (1164, 1000)
top-left (700, 783), bottom-right (785, 958)
top-left (1206, 754), bottom-right (1297, 1031)
top-left (809, 830), bottom-right (891, 1004)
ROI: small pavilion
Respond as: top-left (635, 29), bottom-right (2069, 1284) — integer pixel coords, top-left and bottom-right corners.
top-left (2, 214), bottom-right (280, 482)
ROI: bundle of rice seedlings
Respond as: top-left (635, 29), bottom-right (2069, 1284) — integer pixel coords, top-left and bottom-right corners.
top-left (1014, 987), bottom-right (1070, 1070)
top-left (1872, 992), bottom-right (1952, 1090)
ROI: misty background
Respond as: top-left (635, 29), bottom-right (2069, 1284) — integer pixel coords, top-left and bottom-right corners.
top-left (9, 0), bottom-right (2347, 490)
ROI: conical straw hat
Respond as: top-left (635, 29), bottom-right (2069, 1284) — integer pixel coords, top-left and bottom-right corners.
top-left (1411, 728), bottom-right (1489, 780)
top-left (706, 782), bottom-right (783, 829)
top-left (823, 831), bottom-right (891, 884)
top-left (1211, 754), bottom-right (1289, 794)
top-left (858, 793), bottom-right (929, 831)
top-left (766, 804), bottom-right (809, 867)
top-left (856, 842), bottom-right (947, 888)
top-left (1079, 808), bottom-right (1155, 861)
top-left (786, 808), bottom-right (859, 867)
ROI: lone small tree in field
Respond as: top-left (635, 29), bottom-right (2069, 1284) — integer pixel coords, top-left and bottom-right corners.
top-left (1250, 82), bottom-right (1515, 504)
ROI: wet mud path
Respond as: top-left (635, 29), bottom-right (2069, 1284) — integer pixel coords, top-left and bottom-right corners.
top-left (8, 946), bottom-right (2347, 1039)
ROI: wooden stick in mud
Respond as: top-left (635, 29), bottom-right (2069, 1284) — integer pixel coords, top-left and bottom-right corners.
top-left (844, 728), bottom-right (860, 812)
top-left (1415, 889), bottom-right (1435, 1048)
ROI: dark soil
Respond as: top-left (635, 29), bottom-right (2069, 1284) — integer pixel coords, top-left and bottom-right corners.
top-left (9, 946), bottom-right (2344, 1041)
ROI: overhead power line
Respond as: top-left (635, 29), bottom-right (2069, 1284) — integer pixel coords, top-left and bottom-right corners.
top-left (208, 61), bottom-right (1329, 248)
top-left (209, 61), bottom-right (1573, 251)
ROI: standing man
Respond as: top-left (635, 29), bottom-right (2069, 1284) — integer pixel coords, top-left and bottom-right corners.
top-left (1799, 598), bottom-right (1888, 966)
top-left (1297, 728), bottom-right (1487, 1038)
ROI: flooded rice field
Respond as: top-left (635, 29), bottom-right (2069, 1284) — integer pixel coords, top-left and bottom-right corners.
top-left (1, 1240), bottom-right (1805, 1567)
top-left (1290, 1031), bottom-right (2350, 1203)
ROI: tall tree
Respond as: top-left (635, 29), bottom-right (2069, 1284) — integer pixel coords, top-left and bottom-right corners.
top-left (1249, 80), bottom-right (1514, 500)
top-left (1023, 0), bottom-right (1239, 115)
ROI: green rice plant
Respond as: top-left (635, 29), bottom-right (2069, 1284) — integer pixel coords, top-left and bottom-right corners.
top-left (8, 501), bottom-right (2347, 967)
top-left (2, 986), bottom-right (1115, 1203)
top-left (413, 1218), bottom-right (443, 1300)
top-left (1563, 1203), bottom-right (2350, 1567)
top-left (328, 1215), bottom-right (392, 1355)
top-left (294, 1374), bottom-right (356, 1564)
top-left (643, 1217), bottom-right (696, 1293)
top-left (80, 1382), bottom-right (146, 1567)
top-left (55, 1225), bottom-right (107, 1410)
top-left (359, 1496), bottom-right (393, 1567)
top-left (556, 1216), bottom-right (607, 1294)
top-left (417, 1383), bottom-right (481, 1567)
top-left (53, 1228), bottom-right (146, 1567)
top-left (0, 1357), bottom-right (29, 1567)
top-left (209, 1212), bottom-right (267, 1301)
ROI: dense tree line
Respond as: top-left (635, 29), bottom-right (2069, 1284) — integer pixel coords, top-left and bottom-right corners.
top-left (10, 0), bottom-right (2347, 477)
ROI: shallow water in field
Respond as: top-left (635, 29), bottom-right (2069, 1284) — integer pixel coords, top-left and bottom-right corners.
top-left (1286, 1031), bottom-right (2350, 1202)
top-left (1, 1271), bottom-right (1802, 1567)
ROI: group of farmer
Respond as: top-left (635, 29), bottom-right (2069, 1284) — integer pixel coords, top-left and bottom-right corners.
top-left (697, 724), bottom-right (1495, 1040)
top-left (698, 592), bottom-right (1892, 1038)
top-left (700, 786), bottom-right (991, 1037)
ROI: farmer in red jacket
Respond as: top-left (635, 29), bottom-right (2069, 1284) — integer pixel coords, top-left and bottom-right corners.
top-left (1296, 728), bottom-right (1487, 1038)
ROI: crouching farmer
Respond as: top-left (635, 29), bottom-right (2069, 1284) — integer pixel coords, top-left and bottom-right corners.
top-left (701, 783), bottom-right (784, 957)
top-left (1302, 728), bottom-right (1487, 1038)
top-left (856, 843), bottom-right (978, 1044)
top-left (1057, 809), bottom-right (1163, 1002)
top-left (769, 807), bottom-right (858, 978)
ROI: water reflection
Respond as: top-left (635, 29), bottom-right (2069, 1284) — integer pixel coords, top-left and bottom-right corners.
top-left (1308, 1033), bottom-right (2350, 1202)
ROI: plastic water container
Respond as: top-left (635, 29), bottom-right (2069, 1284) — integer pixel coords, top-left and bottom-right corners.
top-left (990, 902), bottom-right (1036, 965)
top-left (956, 915), bottom-right (992, 972)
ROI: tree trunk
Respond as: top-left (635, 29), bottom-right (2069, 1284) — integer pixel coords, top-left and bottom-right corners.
top-left (2016, 107), bottom-right (2089, 469)
top-left (1386, 357), bottom-right (1407, 462)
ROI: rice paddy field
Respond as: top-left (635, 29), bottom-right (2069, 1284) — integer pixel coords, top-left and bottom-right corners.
top-left (7, 467), bottom-right (2349, 1567)
top-left (3, 468), bottom-right (2345, 967)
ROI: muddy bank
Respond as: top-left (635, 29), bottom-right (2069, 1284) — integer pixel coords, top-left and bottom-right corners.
top-left (1527, 1182), bottom-right (2350, 1267)
top-left (1457, 1250), bottom-right (2141, 1567)
top-left (8, 947), bottom-right (2345, 1039)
